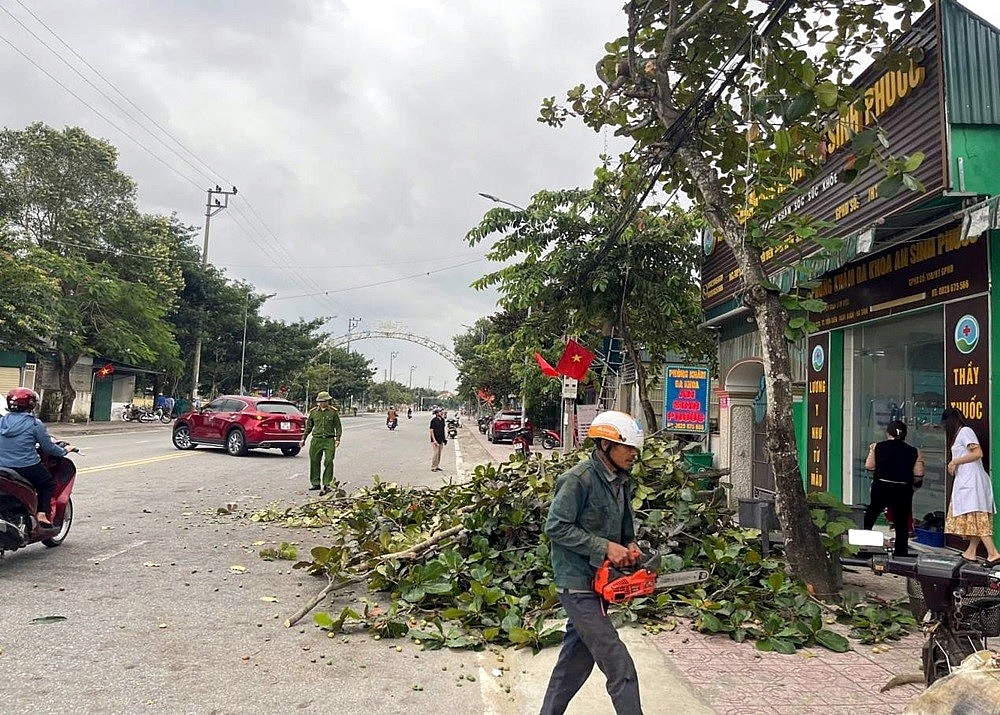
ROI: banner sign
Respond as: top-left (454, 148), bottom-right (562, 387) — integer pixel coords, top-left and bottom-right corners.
top-left (806, 335), bottom-right (830, 492)
top-left (664, 365), bottom-right (710, 433)
top-left (945, 296), bottom-right (990, 470)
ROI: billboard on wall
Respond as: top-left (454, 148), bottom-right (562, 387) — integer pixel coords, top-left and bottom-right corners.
top-left (664, 365), bottom-right (710, 433)
top-left (702, 7), bottom-right (946, 311)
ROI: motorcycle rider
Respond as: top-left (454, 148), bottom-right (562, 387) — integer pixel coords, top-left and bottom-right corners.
top-left (540, 410), bottom-right (645, 715)
top-left (0, 388), bottom-right (77, 528)
top-left (387, 406), bottom-right (398, 430)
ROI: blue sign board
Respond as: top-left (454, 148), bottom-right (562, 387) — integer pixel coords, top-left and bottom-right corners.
top-left (663, 364), bottom-right (710, 433)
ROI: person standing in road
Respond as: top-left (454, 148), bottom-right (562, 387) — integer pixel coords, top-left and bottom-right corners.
top-left (301, 391), bottom-right (342, 494)
top-left (863, 420), bottom-right (924, 557)
top-left (942, 407), bottom-right (1000, 565)
top-left (540, 410), bottom-right (645, 715)
top-left (429, 407), bottom-right (446, 472)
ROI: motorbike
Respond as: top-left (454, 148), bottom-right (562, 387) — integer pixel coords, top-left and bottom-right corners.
top-left (121, 402), bottom-right (156, 422)
top-left (511, 426), bottom-right (533, 459)
top-left (446, 417), bottom-right (459, 439)
top-left (407, 409), bottom-right (412, 420)
top-left (846, 529), bottom-right (1000, 684)
top-left (477, 416), bottom-right (491, 434)
top-left (541, 428), bottom-right (561, 450)
top-left (387, 416), bottom-right (398, 431)
top-left (0, 442), bottom-right (80, 557)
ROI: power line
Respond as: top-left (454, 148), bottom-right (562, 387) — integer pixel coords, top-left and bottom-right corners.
top-left (9, 0), bottom-right (232, 186)
top-left (271, 257), bottom-right (487, 300)
top-left (0, 29), bottom-right (205, 193)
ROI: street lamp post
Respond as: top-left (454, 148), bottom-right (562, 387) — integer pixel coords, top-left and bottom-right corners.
top-left (478, 192), bottom-right (527, 211)
top-left (408, 365), bottom-right (416, 388)
top-left (240, 291), bottom-right (276, 395)
top-left (389, 351), bottom-right (399, 382)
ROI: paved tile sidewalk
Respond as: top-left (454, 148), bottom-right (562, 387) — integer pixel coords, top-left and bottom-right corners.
top-left (651, 566), bottom-right (926, 714)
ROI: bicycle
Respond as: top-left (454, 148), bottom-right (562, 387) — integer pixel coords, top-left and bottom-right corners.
top-left (847, 529), bottom-right (1000, 685)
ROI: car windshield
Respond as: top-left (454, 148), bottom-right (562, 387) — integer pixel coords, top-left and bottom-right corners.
top-left (256, 402), bottom-right (302, 416)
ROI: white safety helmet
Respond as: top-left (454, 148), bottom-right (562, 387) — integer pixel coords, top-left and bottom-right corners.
top-left (587, 411), bottom-right (644, 449)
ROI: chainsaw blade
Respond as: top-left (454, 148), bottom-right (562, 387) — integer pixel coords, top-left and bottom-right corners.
top-left (655, 569), bottom-right (709, 589)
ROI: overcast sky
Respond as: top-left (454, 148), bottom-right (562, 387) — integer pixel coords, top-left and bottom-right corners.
top-left (2, 1), bottom-right (998, 396)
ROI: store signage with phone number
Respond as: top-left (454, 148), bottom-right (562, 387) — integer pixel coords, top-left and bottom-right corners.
top-left (811, 222), bottom-right (986, 330)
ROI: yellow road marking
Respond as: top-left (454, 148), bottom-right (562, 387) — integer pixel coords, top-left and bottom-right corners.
top-left (77, 451), bottom-right (202, 474)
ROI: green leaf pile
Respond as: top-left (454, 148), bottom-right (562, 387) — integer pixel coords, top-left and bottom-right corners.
top-left (249, 437), bottom-right (915, 652)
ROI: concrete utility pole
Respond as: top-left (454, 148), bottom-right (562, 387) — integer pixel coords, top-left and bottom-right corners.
top-left (389, 351), bottom-right (399, 382)
top-left (191, 185), bottom-right (237, 401)
top-left (408, 365), bottom-right (416, 388)
top-left (346, 317), bottom-right (362, 354)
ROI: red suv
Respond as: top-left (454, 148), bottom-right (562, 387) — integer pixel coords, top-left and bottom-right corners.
top-left (171, 395), bottom-right (305, 456)
top-left (487, 410), bottom-right (533, 444)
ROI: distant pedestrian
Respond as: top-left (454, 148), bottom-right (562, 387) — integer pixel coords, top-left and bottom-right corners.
top-left (863, 420), bottom-right (924, 556)
top-left (301, 391), bottom-right (342, 495)
top-left (942, 407), bottom-right (1000, 566)
top-left (429, 407), bottom-right (446, 472)
top-left (164, 396), bottom-right (175, 417)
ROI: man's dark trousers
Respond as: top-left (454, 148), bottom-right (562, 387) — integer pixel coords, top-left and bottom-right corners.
top-left (539, 591), bottom-right (641, 715)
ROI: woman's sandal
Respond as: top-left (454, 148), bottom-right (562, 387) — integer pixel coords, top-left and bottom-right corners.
top-left (985, 557), bottom-right (1000, 568)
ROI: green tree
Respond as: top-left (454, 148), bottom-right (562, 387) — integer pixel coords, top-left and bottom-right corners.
top-left (0, 226), bottom-right (58, 348)
top-left (0, 123), bottom-right (181, 420)
top-left (539, 0), bottom-right (928, 595)
top-left (467, 165), bottom-right (712, 427)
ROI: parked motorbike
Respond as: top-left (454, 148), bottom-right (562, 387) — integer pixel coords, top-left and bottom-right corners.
top-left (541, 428), bottom-right (561, 450)
top-left (446, 417), bottom-right (459, 439)
top-left (847, 529), bottom-right (1000, 684)
top-left (153, 407), bottom-right (173, 423)
top-left (477, 416), bottom-right (491, 434)
top-left (0, 442), bottom-right (80, 557)
top-left (121, 402), bottom-right (155, 422)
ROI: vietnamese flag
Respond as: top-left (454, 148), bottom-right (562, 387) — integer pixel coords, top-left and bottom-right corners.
top-left (556, 339), bottom-right (595, 381)
top-left (534, 353), bottom-right (559, 378)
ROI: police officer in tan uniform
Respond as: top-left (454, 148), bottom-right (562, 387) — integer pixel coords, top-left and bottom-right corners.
top-left (301, 391), bottom-right (342, 494)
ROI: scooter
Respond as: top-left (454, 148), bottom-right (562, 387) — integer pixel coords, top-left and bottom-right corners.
top-left (121, 402), bottom-right (155, 422)
top-left (541, 429), bottom-right (561, 450)
top-left (511, 427), bottom-right (533, 459)
top-left (0, 442), bottom-right (80, 557)
top-left (387, 417), bottom-right (398, 431)
top-left (446, 417), bottom-right (459, 439)
top-left (477, 416), bottom-right (491, 434)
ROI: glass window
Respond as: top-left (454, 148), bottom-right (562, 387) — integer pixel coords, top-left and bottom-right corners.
top-left (851, 309), bottom-right (945, 521)
top-left (257, 401), bottom-right (302, 416)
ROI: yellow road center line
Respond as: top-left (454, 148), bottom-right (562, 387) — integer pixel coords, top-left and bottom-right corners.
top-left (77, 451), bottom-right (203, 474)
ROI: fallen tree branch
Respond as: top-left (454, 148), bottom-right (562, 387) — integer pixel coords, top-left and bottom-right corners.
top-left (285, 522), bottom-right (468, 627)
top-left (284, 573), bottom-right (369, 628)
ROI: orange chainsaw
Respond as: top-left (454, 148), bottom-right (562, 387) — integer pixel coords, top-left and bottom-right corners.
top-left (593, 547), bottom-right (708, 604)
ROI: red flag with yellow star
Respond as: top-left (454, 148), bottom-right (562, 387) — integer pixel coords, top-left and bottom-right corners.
top-left (556, 339), bottom-right (594, 381)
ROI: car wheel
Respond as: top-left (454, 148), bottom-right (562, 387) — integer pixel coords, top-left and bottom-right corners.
top-left (226, 429), bottom-right (248, 456)
top-left (280, 446), bottom-right (301, 456)
top-left (43, 499), bottom-right (72, 547)
top-left (172, 425), bottom-right (197, 450)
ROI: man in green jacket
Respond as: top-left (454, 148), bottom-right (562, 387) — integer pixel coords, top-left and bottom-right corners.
top-left (300, 391), bottom-right (342, 494)
top-left (540, 410), bottom-right (645, 715)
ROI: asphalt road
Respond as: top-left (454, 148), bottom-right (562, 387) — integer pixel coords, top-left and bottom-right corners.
top-left (0, 413), bottom-right (523, 714)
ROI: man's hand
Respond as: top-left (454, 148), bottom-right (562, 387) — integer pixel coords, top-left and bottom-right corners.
top-left (606, 541), bottom-right (637, 568)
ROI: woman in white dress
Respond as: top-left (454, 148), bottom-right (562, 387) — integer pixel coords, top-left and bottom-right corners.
top-left (942, 407), bottom-right (1000, 566)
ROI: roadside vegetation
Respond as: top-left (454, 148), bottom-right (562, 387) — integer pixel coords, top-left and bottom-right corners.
top-left (249, 437), bottom-right (915, 654)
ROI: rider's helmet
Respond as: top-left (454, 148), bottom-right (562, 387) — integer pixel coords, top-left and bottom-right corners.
top-left (6, 387), bottom-right (39, 413)
top-left (587, 410), bottom-right (644, 449)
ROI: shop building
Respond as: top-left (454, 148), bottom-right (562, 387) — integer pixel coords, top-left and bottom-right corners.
top-left (701, 0), bottom-right (1000, 535)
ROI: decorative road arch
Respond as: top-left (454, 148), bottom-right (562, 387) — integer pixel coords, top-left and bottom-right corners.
top-left (327, 330), bottom-right (459, 370)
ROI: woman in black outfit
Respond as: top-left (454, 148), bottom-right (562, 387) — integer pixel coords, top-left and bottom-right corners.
top-left (863, 420), bottom-right (924, 556)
